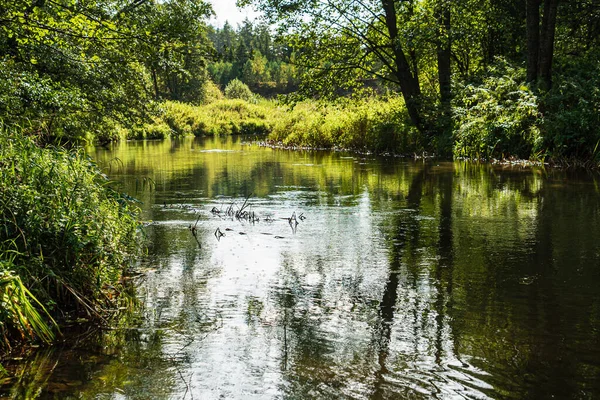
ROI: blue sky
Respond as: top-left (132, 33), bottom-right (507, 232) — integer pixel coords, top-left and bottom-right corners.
top-left (208, 0), bottom-right (261, 28)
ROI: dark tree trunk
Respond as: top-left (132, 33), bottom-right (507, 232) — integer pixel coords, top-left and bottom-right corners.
top-left (526, 0), bottom-right (540, 82)
top-left (151, 67), bottom-right (160, 100)
top-left (381, 0), bottom-right (423, 131)
top-left (436, 1), bottom-right (452, 105)
top-left (539, 0), bottom-right (559, 88)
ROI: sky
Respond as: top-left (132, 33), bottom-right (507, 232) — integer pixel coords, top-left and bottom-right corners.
top-left (207, 0), bottom-right (261, 28)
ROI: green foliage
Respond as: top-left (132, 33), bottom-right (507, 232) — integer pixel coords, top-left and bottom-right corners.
top-left (0, 129), bottom-right (141, 349)
top-left (1, 262), bottom-right (56, 349)
top-left (0, 0), bottom-right (213, 142)
top-left (130, 0), bottom-right (213, 103)
top-left (143, 121), bottom-right (173, 140)
top-left (204, 80), bottom-right (225, 103)
top-left (452, 61), bottom-right (542, 159)
top-left (541, 53), bottom-right (600, 160)
top-left (269, 97), bottom-right (420, 153)
top-left (207, 20), bottom-right (297, 96)
top-left (152, 99), bottom-right (273, 136)
top-left (224, 79), bottom-right (256, 102)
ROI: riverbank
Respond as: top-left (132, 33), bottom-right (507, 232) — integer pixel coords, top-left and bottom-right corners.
top-left (0, 131), bottom-right (141, 358)
top-left (139, 90), bottom-right (599, 168)
top-left (139, 96), bottom-right (423, 155)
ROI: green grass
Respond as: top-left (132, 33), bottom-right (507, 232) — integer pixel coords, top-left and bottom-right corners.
top-left (155, 99), bottom-right (276, 136)
top-left (268, 97), bottom-right (419, 153)
top-left (144, 96), bottom-right (421, 154)
top-left (0, 128), bottom-right (141, 352)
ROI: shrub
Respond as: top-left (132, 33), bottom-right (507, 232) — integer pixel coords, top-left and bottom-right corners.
top-left (224, 79), bottom-right (255, 102)
top-left (203, 80), bottom-right (224, 104)
top-left (452, 60), bottom-right (542, 159)
top-left (541, 54), bottom-right (600, 161)
top-left (269, 97), bottom-right (418, 153)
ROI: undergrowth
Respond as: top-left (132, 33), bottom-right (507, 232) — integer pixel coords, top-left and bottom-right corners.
top-left (0, 129), bottom-right (141, 353)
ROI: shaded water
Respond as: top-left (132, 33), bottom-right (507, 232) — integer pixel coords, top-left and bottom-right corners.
top-left (2, 136), bottom-right (600, 399)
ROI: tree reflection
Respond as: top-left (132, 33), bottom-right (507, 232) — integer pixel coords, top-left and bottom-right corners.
top-left (372, 163), bottom-right (429, 399)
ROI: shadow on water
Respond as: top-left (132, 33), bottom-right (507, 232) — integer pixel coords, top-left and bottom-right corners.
top-left (0, 325), bottom-right (176, 399)
top-left (3, 137), bottom-right (600, 399)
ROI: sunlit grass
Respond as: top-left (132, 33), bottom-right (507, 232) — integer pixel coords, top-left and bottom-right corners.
top-left (143, 96), bottom-right (421, 155)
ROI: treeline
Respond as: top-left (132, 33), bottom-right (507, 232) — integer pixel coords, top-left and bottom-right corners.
top-left (207, 20), bottom-right (297, 96)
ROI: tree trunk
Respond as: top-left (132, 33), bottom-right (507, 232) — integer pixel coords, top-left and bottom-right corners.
top-left (526, 0), bottom-right (540, 82)
top-left (436, 1), bottom-right (452, 105)
top-left (539, 0), bottom-right (559, 88)
top-left (381, 0), bottom-right (423, 131)
top-left (151, 67), bottom-right (160, 100)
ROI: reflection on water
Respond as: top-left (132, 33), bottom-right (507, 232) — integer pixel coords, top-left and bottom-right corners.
top-left (2, 136), bottom-right (600, 399)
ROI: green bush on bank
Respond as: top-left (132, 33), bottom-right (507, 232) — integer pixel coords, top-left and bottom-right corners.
top-left (452, 61), bottom-right (543, 160)
top-left (143, 96), bottom-right (420, 153)
top-left (542, 54), bottom-right (600, 161)
top-left (0, 130), bottom-right (141, 351)
top-left (224, 79), bottom-right (256, 103)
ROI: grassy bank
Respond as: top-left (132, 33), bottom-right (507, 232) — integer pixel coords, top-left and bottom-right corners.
top-left (0, 130), bottom-right (141, 354)
top-left (144, 96), bottom-right (423, 154)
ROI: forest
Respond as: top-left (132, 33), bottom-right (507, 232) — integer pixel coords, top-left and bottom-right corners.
top-left (1, 0), bottom-right (600, 352)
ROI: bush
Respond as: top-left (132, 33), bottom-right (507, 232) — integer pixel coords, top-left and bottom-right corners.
top-left (452, 60), bottom-right (542, 159)
top-left (148, 99), bottom-right (275, 137)
top-left (541, 54), bottom-right (600, 161)
top-left (0, 129), bottom-right (141, 349)
top-left (224, 79), bottom-right (255, 102)
top-left (203, 80), bottom-right (224, 104)
top-left (144, 121), bottom-right (172, 139)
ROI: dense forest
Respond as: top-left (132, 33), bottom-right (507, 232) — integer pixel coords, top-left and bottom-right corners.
top-left (207, 20), bottom-right (298, 96)
top-left (1, 0), bottom-right (600, 352)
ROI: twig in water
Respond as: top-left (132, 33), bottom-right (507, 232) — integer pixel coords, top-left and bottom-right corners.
top-left (214, 227), bottom-right (225, 241)
top-left (188, 214), bottom-right (202, 248)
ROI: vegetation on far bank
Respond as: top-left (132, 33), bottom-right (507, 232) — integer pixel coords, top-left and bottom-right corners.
top-left (139, 67), bottom-right (600, 164)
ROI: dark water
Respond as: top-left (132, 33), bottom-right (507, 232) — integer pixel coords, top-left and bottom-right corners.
top-left (2, 136), bottom-right (600, 399)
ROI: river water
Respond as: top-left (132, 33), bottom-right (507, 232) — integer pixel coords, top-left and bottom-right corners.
top-left (2, 136), bottom-right (600, 399)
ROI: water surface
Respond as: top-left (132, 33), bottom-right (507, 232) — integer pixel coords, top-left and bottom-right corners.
top-left (2, 136), bottom-right (600, 399)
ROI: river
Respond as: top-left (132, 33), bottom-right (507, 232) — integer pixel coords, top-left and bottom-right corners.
top-left (2, 136), bottom-right (600, 399)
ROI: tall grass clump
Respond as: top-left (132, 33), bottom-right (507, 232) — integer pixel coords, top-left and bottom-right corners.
top-left (452, 60), bottom-right (543, 160)
top-left (0, 129), bottom-right (141, 351)
top-left (1, 260), bottom-right (56, 348)
top-left (152, 99), bottom-right (277, 136)
top-left (268, 97), bottom-right (419, 153)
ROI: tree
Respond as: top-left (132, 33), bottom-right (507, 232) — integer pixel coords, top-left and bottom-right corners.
top-left (124, 0), bottom-right (213, 102)
top-left (526, 0), bottom-right (560, 88)
top-left (238, 0), bottom-right (456, 132)
top-left (207, 18), bottom-right (297, 94)
top-left (0, 0), bottom-right (213, 139)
